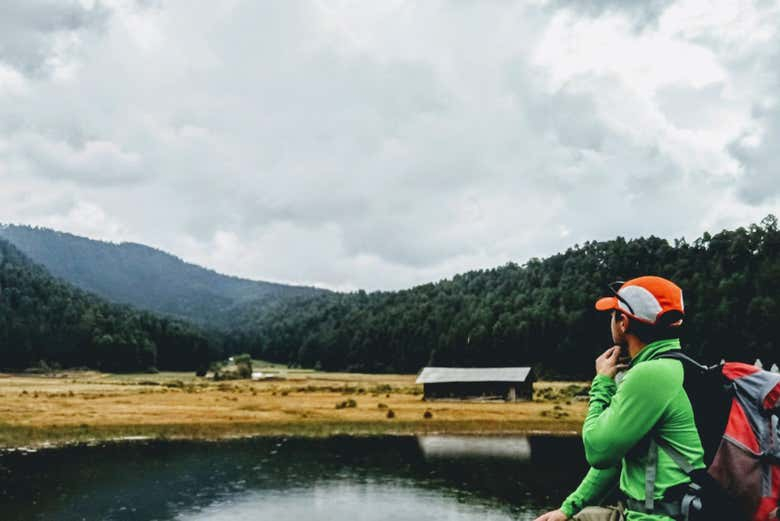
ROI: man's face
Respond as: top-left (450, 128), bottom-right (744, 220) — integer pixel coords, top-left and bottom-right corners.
top-left (611, 311), bottom-right (628, 347)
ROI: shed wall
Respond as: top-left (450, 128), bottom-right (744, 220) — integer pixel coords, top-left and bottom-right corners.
top-left (423, 381), bottom-right (532, 401)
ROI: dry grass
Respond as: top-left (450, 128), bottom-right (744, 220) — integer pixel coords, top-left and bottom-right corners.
top-left (0, 369), bottom-right (588, 448)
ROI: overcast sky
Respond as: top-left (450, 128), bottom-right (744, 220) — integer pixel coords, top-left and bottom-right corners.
top-left (1, 0), bottom-right (778, 291)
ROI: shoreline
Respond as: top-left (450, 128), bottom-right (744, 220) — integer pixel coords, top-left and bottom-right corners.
top-left (0, 420), bottom-right (583, 451)
top-left (0, 370), bottom-right (587, 451)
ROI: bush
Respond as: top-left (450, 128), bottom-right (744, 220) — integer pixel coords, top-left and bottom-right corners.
top-left (213, 354), bottom-right (253, 381)
top-left (335, 398), bottom-right (357, 409)
top-left (386, 409), bottom-right (395, 419)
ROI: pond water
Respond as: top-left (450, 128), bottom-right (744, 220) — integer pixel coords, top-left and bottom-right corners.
top-left (0, 435), bottom-right (587, 521)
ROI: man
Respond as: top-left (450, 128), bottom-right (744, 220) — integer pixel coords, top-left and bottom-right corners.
top-left (534, 276), bottom-right (705, 521)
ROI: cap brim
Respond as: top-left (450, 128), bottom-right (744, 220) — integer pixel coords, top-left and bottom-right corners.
top-left (595, 296), bottom-right (618, 311)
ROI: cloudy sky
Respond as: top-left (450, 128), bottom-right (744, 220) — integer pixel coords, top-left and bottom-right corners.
top-left (1, 0), bottom-right (778, 291)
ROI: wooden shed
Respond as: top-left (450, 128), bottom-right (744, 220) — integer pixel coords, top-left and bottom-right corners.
top-left (416, 367), bottom-right (535, 401)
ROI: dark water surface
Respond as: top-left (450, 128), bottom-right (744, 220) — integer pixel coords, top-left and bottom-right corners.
top-left (0, 435), bottom-right (587, 521)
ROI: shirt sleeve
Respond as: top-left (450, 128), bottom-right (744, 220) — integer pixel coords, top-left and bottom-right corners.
top-left (582, 363), bottom-right (680, 469)
top-left (559, 465), bottom-right (620, 518)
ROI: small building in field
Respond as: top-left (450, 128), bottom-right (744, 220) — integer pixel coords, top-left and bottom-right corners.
top-left (416, 367), bottom-right (535, 401)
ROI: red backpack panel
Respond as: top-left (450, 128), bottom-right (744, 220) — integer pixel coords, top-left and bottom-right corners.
top-left (658, 354), bottom-right (780, 521)
top-left (715, 362), bottom-right (780, 520)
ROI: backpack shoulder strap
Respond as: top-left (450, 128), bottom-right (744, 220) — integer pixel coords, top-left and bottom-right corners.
top-left (655, 350), bottom-right (711, 372)
top-left (643, 436), bottom-right (697, 514)
top-left (651, 350), bottom-right (705, 474)
top-left (655, 436), bottom-right (696, 474)
top-left (645, 438), bottom-right (659, 511)
top-left (642, 351), bottom-right (702, 510)
top-left (644, 436), bottom-right (696, 510)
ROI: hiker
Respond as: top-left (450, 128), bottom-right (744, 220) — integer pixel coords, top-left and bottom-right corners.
top-left (534, 276), bottom-right (704, 521)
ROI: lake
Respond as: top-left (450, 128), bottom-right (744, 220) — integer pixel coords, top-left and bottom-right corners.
top-left (0, 435), bottom-right (587, 521)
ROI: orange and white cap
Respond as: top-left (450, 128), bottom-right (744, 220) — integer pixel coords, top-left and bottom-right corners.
top-left (595, 276), bottom-right (684, 326)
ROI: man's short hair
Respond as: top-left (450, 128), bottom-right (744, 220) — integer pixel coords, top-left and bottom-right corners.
top-left (615, 310), bottom-right (683, 343)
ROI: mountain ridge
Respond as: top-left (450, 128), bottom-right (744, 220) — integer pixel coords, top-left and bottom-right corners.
top-left (3, 218), bottom-right (778, 378)
top-left (0, 235), bottom-right (213, 371)
top-left (0, 224), bottom-right (328, 327)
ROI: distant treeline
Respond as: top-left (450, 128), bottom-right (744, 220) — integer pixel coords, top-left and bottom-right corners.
top-left (2, 217), bottom-right (778, 377)
top-left (0, 238), bottom-right (217, 372)
top-left (225, 216), bottom-right (780, 378)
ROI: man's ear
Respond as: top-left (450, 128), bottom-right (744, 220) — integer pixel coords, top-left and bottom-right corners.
top-left (617, 313), bottom-right (628, 333)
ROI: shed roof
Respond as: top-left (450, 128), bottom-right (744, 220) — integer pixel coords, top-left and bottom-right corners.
top-left (416, 367), bottom-right (534, 384)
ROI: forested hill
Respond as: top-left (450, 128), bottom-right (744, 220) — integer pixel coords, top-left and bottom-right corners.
top-left (227, 216), bottom-right (780, 378)
top-left (2, 218), bottom-right (778, 378)
top-left (0, 237), bottom-right (216, 372)
top-left (0, 225), bottom-right (327, 326)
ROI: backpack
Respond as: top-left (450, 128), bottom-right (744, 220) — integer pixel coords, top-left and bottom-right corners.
top-left (656, 352), bottom-right (780, 521)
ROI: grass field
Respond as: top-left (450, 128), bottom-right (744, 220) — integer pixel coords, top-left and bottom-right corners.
top-left (0, 366), bottom-right (588, 449)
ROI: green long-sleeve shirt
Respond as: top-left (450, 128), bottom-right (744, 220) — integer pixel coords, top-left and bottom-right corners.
top-left (560, 339), bottom-right (705, 520)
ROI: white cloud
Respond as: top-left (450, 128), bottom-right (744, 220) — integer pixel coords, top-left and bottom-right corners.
top-left (0, 64), bottom-right (27, 95)
top-left (0, 0), bottom-right (109, 76)
top-left (5, 133), bottom-right (145, 185)
top-left (534, 11), bottom-right (726, 93)
top-left (0, 0), bottom-right (778, 291)
top-left (38, 200), bottom-right (127, 239)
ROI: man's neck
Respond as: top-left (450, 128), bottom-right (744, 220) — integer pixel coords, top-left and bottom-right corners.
top-left (627, 337), bottom-right (648, 359)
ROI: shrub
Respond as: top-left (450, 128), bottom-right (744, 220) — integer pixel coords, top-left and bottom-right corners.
top-left (386, 409), bottom-right (395, 419)
top-left (335, 398), bottom-right (357, 409)
top-left (213, 354), bottom-right (253, 381)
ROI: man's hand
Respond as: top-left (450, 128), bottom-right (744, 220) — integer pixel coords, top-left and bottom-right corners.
top-left (533, 509), bottom-right (568, 521)
top-left (595, 346), bottom-right (629, 379)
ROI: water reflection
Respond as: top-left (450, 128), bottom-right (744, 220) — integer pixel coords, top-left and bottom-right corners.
top-left (0, 436), bottom-right (587, 521)
top-left (178, 485), bottom-right (520, 521)
top-left (417, 435), bottom-right (531, 460)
